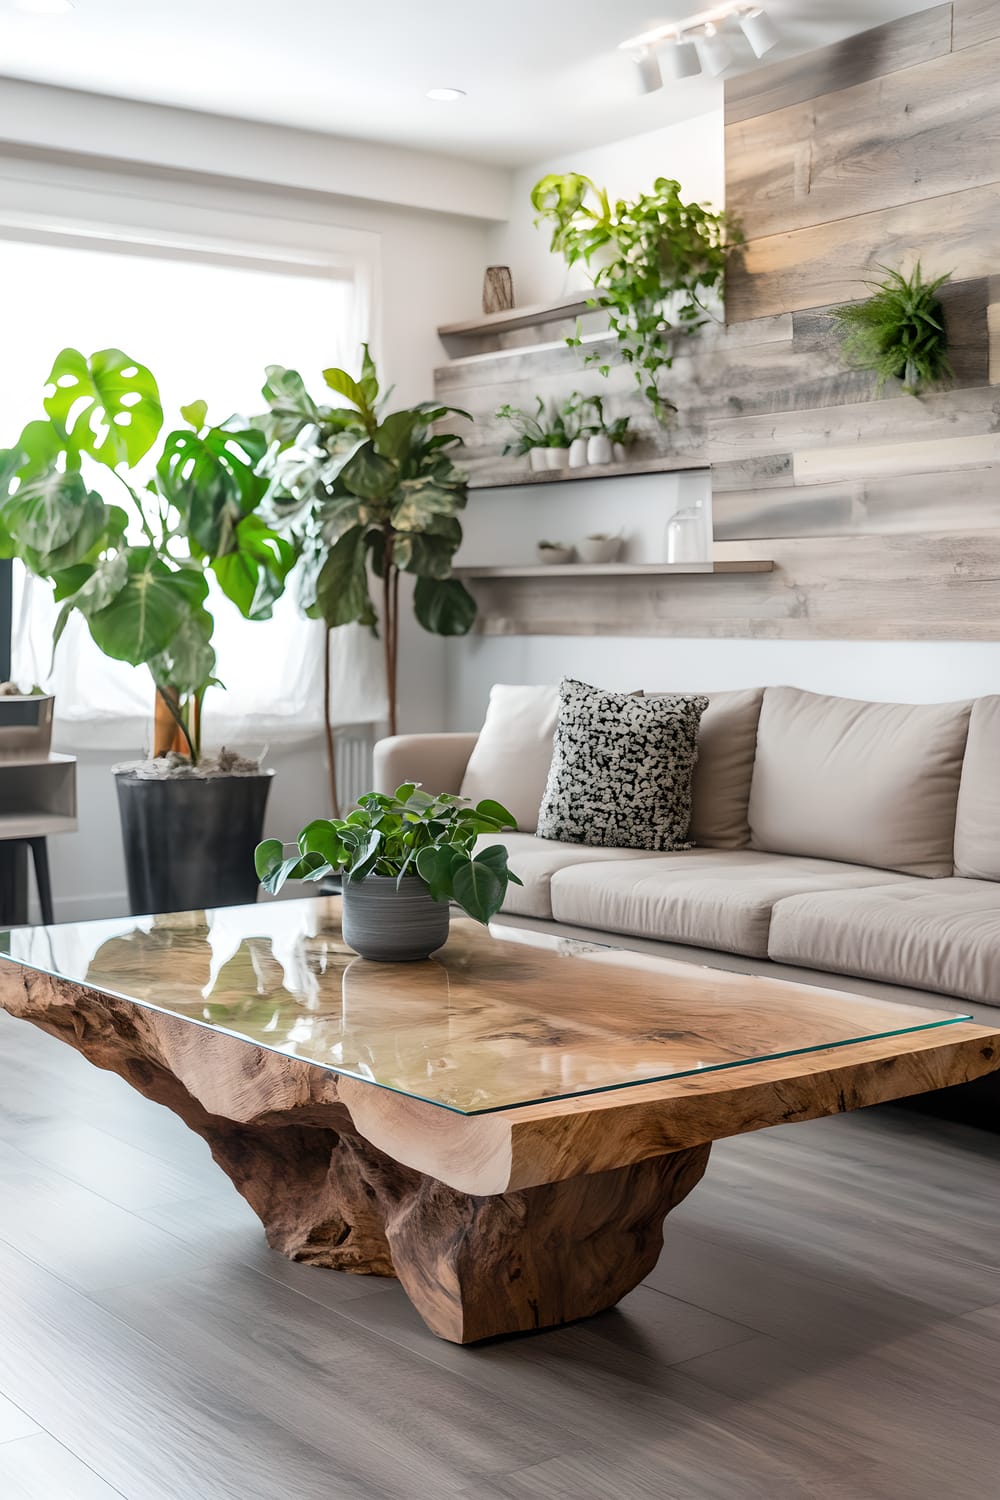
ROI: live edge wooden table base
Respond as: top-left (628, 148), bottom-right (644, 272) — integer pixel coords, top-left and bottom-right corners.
top-left (0, 899), bottom-right (997, 1344)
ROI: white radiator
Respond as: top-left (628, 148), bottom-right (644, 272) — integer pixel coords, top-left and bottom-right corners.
top-left (334, 723), bottom-right (377, 810)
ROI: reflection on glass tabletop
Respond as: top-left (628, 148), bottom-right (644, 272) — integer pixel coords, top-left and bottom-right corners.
top-left (0, 897), bottom-right (970, 1115)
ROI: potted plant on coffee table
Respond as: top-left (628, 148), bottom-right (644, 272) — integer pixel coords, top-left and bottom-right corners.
top-left (0, 348), bottom-right (296, 914)
top-left (255, 785), bottom-right (521, 961)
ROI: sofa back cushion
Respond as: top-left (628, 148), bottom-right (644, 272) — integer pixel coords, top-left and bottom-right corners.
top-left (953, 695), bottom-right (1000, 880)
top-left (748, 686), bottom-right (971, 877)
top-left (688, 688), bottom-right (763, 850)
top-left (460, 684), bottom-right (559, 831)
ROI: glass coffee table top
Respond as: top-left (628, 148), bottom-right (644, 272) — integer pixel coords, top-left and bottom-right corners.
top-left (0, 897), bottom-right (971, 1115)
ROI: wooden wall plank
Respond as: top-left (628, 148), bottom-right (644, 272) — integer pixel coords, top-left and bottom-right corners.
top-left (723, 6), bottom-right (953, 124)
top-left (714, 467), bottom-right (1000, 541)
top-left (726, 38), bottom-right (1000, 241)
top-left (793, 431), bottom-right (1000, 484)
top-left (464, 532), bottom-right (1000, 641)
top-left (708, 386), bottom-right (1000, 464)
top-left (727, 180), bottom-right (1000, 320)
top-left (953, 0), bottom-right (1000, 49)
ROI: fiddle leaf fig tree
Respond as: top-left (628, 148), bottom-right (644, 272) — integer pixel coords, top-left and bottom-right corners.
top-left (255, 347), bottom-right (477, 766)
top-left (0, 348), bottom-right (295, 761)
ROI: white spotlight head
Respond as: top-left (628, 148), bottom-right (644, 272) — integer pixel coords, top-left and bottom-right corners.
top-left (15, 0), bottom-right (75, 11)
top-left (696, 22), bottom-right (735, 77)
top-left (634, 47), bottom-right (664, 95)
top-left (663, 37), bottom-right (702, 80)
top-left (738, 7), bottom-right (780, 58)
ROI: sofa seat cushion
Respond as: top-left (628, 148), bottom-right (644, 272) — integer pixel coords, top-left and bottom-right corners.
top-left (479, 832), bottom-right (662, 921)
top-left (547, 849), bottom-right (912, 959)
top-left (768, 878), bottom-right (1000, 1006)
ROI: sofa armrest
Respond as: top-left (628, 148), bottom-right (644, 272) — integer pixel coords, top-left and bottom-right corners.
top-left (372, 733), bottom-right (479, 796)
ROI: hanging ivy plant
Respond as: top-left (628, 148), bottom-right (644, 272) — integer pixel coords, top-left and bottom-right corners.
top-left (831, 263), bottom-right (952, 395)
top-left (530, 173), bottom-right (742, 424)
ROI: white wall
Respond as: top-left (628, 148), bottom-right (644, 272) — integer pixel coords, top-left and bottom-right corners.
top-left (484, 111), bottom-right (725, 307)
top-left (445, 105), bottom-right (1000, 729)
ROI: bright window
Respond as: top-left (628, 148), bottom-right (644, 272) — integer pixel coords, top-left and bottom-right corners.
top-left (4, 232), bottom-right (383, 748)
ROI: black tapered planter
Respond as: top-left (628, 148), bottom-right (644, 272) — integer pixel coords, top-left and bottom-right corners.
top-left (115, 771), bottom-right (274, 915)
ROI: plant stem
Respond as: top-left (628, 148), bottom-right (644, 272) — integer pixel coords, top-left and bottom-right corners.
top-left (155, 686), bottom-right (196, 762)
top-left (322, 627), bottom-right (341, 818)
top-left (381, 534), bottom-right (398, 738)
top-left (114, 470), bottom-right (160, 549)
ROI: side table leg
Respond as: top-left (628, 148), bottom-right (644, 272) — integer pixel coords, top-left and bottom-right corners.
top-left (27, 839), bottom-right (54, 926)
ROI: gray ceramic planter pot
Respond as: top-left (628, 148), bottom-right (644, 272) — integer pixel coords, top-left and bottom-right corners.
top-left (341, 874), bottom-right (450, 962)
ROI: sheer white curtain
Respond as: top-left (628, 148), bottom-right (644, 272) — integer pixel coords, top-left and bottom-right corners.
top-left (3, 232), bottom-right (386, 749)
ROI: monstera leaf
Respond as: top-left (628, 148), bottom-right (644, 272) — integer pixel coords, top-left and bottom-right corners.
top-left (43, 349), bottom-right (163, 469)
top-left (156, 426), bottom-right (269, 556)
top-left (211, 514), bottom-right (296, 621)
top-left (148, 608), bottom-right (217, 695)
top-left (86, 549), bottom-right (208, 665)
top-left (3, 470), bottom-right (97, 557)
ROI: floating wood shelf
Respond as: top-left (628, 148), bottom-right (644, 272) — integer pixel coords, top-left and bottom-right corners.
top-left (439, 292), bottom-right (595, 342)
top-left (455, 561), bottom-right (775, 580)
top-left (467, 455), bottom-right (712, 490)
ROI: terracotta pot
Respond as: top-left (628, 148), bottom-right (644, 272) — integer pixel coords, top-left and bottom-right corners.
top-left (341, 874), bottom-right (450, 962)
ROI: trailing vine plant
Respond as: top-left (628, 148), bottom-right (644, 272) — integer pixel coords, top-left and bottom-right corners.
top-left (831, 263), bottom-right (952, 395)
top-left (530, 174), bottom-right (742, 423)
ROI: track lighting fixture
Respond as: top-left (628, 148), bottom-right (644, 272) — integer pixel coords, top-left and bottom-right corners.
top-left (737, 6), bottom-right (780, 57)
top-left (619, 4), bottom-right (781, 75)
top-left (635, 47), bottom-right (664, 95)
top-left (663, 36), bottom-right (703, 80)
top-left (696, 22), bottom-right (735, 77)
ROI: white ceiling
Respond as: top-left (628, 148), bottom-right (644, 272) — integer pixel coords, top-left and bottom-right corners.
top-left (0, 0), bottom-right (942, 167)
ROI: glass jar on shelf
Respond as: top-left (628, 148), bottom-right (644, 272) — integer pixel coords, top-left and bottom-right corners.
top-left (663, 497), bottom-right (710, 565)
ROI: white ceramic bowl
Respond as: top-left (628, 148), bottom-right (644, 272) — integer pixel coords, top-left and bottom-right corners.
top-left (576, 536), bottom-right (622, 564)
top-left (536, 544), bottom-right (574, 565)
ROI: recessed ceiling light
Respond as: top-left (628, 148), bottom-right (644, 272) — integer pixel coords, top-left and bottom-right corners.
top-left (426, 87), bottom-right (466, 103)
top-left (15, 0), bottom-right (75, 12)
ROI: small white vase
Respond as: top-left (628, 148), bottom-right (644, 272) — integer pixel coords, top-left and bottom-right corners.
top-left (568, 437), bottom-right (589, 469)
top-left (612, 442), bottom-right (627, 464)
top-left (587, 434), bottom-right (613, 466)
top-left (545, 446), bottom-right (570, 470)
top-left (529, 447), bottom-right (548, 472)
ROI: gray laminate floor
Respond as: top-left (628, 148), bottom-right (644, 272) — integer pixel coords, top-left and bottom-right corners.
top-left (0, 1007), bottom-right (998, 1500)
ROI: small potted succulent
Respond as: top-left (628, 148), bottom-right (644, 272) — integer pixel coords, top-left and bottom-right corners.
top-left (255, 785), bottom-right (522, 962)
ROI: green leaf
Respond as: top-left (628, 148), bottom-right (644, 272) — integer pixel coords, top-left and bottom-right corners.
top-left (414, 844), bottom-right (464, 903)
top-left (451, 858), bottom-right (505, 923)
top-left (305, 525), bottom-right (376, 629)
top-left (474, 800), bottom-right (517, 828)
top-left (392, 531), bottom-right (456, 579)
top-left (66, 552), bottom-right (129, 618)
top-left (322, 366), bottom-right (366, 412)
top-left (297, 819), bottom-right (344, 865)
top-left (3, 470), bottom-right (93, 558)
top-left (347, 827), bottom-right (383, 880)
top-left (358, 343), bottom-right (380, 407)
top-left (148, 608), bottom-right (216, 695)
top-left (254, 839), bottom-right (285, 880)
top-left (412, 575), bottom-right (477, 636)
top-left (43, 348), bottom-right (162, 468)
top-left (211, 514), bottom-right (296, 621)
top-left (180, 399), bottom-right (208, 432)
top-left (394, 783), bottom-right (416, 804)
top-left (156, 426), bottom-right (269, 556)
top-left (86, 548), bottom-right (206, 666)
top-left (374, 410), bottom-right (422, 462)
top-left (340, 442), bottom-right (397, 502)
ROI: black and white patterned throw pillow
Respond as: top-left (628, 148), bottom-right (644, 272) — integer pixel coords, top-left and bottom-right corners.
top-left (536, 678), bottom-right (708, 850)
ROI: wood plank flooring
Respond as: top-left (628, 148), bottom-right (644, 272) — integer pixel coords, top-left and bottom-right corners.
top-left (0, 1007), bottom-right (998, 1499)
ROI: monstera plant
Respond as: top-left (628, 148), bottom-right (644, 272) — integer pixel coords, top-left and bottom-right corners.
top-left (0, 348), bottom-right (294, 756)
top-left (0, 347), bottom-right (296, 913)
top-left (255, 348), bottom-right (476, 808)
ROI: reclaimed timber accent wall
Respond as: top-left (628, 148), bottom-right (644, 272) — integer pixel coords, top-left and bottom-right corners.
top-left (438, 1), bottom-right (1000, 640)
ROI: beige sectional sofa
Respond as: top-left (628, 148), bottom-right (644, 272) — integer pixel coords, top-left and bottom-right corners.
top-left (373, 685), bottom-right (1000, 1029)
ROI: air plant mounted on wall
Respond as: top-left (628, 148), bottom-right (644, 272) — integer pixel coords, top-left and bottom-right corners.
top-left (832, 263), bottom-right (952, 396)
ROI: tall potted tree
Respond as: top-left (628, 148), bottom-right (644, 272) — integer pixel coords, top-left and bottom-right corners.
top-left (255, 348), bottom-right (477, 814)
top-left (0, 348), bottom-right (295, 914)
